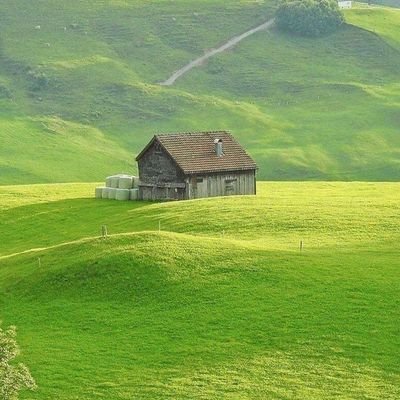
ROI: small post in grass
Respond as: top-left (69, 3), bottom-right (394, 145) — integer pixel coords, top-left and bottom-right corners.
top-left (158, 220), bottom-right (161, 232)
top-left (38, 257), bottom-right (41, 268)
top-left (300, 240), bottom-right (303, 252)
top-left (101, 225), bottom-right (108, 239)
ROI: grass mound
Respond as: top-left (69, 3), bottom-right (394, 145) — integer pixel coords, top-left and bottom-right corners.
top-left (0, 182), bottom-right (399, 398)
top-left (1, 232), bottom-right (399, 399)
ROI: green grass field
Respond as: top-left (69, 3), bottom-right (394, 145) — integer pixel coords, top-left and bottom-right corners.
top-left (1, 182), bottom-right (399, 399)
top-left (1, 2), bottom-right (399, 397)
top-left (0, 0), bottom-right (399, 183)
top-left (366, 0), bottom-right (400, 8)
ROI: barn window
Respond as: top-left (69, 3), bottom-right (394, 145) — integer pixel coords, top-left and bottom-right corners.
top-left (225, 178), bottom-right (237, 193)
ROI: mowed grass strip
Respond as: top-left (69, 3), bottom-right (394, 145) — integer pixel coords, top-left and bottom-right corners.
top-left (0, 182), bottom-right (399, 259)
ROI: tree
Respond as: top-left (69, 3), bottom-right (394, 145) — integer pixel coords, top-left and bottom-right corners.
top-left (275, 0), bottom-right (345, 37)
top-left (0, 325), bottom-right (37, 400)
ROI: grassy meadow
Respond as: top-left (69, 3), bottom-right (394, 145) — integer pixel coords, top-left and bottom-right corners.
top-left (1, 182), bottom-right (399, 399)
top-left (0, 0), bottom-right (399, 183)
top-left (367, 0), bottom-right (400, 8)
top-left (1, 1), bottom-right (399, 398)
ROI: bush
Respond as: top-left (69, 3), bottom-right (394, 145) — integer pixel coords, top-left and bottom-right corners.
top-left (0, 325), bottom-right (36, 400)
top-left (275, 0), bottom-right (345, 37)
top-left (27, 69), bottom-right (49, 91)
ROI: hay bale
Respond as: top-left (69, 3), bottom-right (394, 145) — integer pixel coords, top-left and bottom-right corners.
top-left (105, 176), bottom-right (113, 187)
top-left (110, 176), bottom-right (119, 188)
top-left (108, 188), bottom-right (117, 200)
top-left (129, 188), bottom-right (139, 201)
top-left (119, 175), bottom-right (133, 189)
top-left (115, 189), bottom-right (130, 201)
top-left (102, 187), bottom-right (110, 199)
top-left (95, 187), bottom-right (104, 199)
top-left (132, 176), bottom-right (140, 188)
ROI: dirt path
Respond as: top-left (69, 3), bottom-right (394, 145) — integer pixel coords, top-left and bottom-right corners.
top-left (160, 18), bottom-right (275, 86)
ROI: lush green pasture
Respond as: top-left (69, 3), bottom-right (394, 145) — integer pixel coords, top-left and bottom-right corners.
top-left (0, 182), bottom-right (98, 210)
top-left (365, 0), bottom-right (400, 8)
top-left (348, 4), bottom-right (400, 48)
top-left (1, 182), bottom-right (399, 258)
top-left (1, 182), bottom-right (399, 399)
top-left (0, 1), bottom-right (399, 183)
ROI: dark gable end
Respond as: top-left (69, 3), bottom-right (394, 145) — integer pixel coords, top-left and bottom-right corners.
top-left (136, 137), bottom-right (185, 185)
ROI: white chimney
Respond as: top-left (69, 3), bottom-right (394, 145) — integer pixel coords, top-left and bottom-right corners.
top-left (214, 138), bottom-right (223, 157)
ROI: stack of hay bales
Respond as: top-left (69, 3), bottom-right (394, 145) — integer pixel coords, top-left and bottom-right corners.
top-left (95, 174), bottom-right (139, 201)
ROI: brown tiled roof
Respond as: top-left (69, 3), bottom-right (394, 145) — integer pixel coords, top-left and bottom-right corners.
top-left (136, 131), bottom-right (257, 175)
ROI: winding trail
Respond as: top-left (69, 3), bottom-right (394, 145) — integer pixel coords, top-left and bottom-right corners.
top-left (160, 18), bottom-right (275, 86)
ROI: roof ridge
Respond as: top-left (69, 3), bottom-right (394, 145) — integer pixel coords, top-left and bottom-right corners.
top-left (156, 130), bottom-right (231, 137)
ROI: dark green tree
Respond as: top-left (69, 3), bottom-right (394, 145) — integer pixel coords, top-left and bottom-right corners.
top-left (276, 0), bottom-right (345, 37)
top-left (0, 325), bottom-right (36, 400)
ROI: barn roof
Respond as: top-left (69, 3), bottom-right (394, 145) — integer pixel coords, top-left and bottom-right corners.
top-left (136, 131), bottom-right (257, 175)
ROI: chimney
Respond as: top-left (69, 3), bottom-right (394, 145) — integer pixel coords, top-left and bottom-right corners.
top-left (214, 138), bottom-right (223, 157)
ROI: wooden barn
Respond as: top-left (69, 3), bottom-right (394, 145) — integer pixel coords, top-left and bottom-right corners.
top-left (136, 131), bottom-right (257, 201)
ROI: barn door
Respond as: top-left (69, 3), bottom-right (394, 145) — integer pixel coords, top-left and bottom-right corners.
top-left (191, 176), bottom-right (207, 198)
top-left (196, 177), bottom-right (208, 198)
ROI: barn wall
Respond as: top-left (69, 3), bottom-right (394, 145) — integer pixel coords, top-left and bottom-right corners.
top-left (138, 141), bottom-right (185, 185)
top-left (139, 185), bottom-right (186, 201)
top-left (188, 170), bottom-right (256, 199)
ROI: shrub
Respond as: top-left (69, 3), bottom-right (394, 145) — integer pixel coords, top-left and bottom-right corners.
top-left (0, 325), bottom-right (36, 400)
top-left (276, 0), bottom-right (345, 37)
top-left (27, 69), bottom-right (49, 91)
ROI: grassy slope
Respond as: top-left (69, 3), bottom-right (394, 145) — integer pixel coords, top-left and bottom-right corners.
top-left (367, 0), bottom-right (400, 8)
top-left (1, 183), bottom-right (399, 399)
top-left (0, 1), bottom-right (399, 183)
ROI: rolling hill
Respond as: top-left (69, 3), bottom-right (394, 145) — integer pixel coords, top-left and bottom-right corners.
top-left (0, 0), bottom-right (399, 184)
top-left (2, 3), bottom-right (399, 397)
top-left (370, 0), bottom-right (400, 8)
top-left (1, 182), bottom-right (399, 399)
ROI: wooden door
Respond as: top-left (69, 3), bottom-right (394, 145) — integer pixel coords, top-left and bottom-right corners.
top-left (196, 177), bottom-right (208, 198)
top-left (191, 176), bottom-right (207, 198)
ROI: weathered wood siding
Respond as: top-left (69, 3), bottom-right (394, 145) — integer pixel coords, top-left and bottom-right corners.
top-left (187, 170), bottom-right (256, 199)
top-left (138, 141), bottom-right (185, 184)
top-left (139, 184), bottom-right (186, 201)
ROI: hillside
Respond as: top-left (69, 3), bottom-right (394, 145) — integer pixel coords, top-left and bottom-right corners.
top-left (0, 1), bottom-right (399, 183)
top-left (369, 0), bottom-right (400, 8)
top-left (1, 182), bottom-right (399, 399)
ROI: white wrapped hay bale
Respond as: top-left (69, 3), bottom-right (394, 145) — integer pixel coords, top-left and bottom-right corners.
top-left (110, 176), bottom-right (119, 188)
top-left (132, 176), bottom-right (139, 188)
top-left (102, 187), bottom-right (111, 199)
top-left (108, 188), bottom-right (117, 200)
top-left (129, 188), bottom-right (139, 200)
top-left (95, 187), bottom-right (104, 199)
top-left (118, 175), bottom-right (133, 189)
top-left (105, 176), bottom-right (113, 188)
top-left (115, 188), bottom-right (130, 201)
